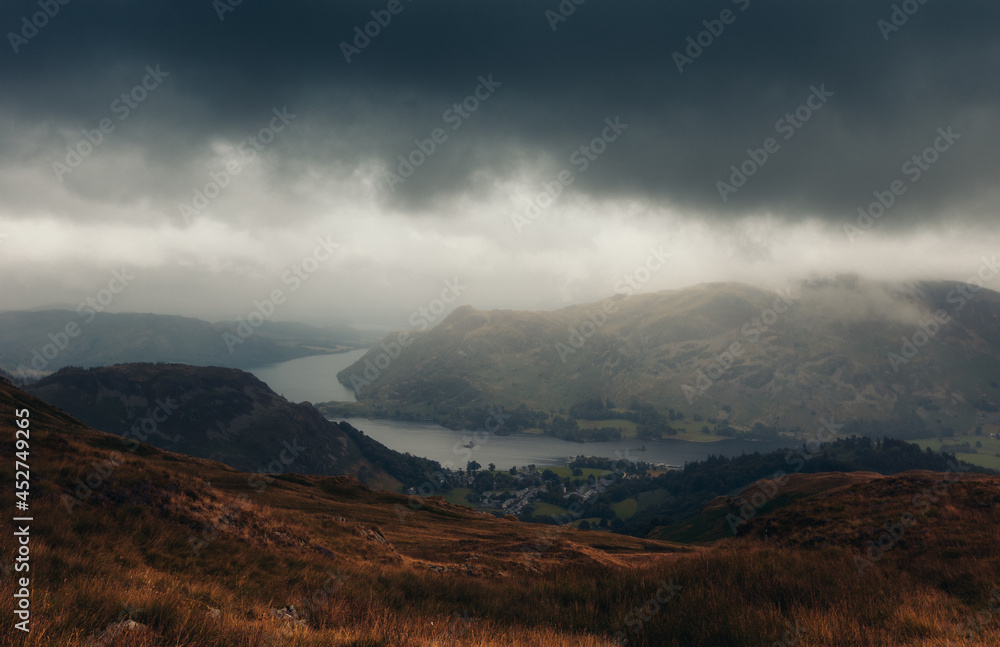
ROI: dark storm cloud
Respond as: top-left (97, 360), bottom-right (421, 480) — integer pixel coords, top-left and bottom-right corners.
top-left (1, 0), bottom-right (997, 225)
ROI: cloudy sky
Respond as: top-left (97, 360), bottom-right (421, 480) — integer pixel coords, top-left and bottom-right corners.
top-left (0, 0), bottom-right (997, 328)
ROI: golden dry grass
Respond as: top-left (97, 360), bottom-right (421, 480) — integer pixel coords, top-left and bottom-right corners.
top-left (2, 382), bottom-right (999, 646)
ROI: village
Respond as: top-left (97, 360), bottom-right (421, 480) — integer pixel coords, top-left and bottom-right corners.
top-left (408, 456), bottom-right (682, 522)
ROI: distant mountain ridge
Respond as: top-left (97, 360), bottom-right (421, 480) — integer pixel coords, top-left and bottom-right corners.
top-left (0, 310), bottom-right (371, 379)
top-left (25, 363), bottom-right (438, 491)
top-left (336, 278), bottom-right (1000, 431)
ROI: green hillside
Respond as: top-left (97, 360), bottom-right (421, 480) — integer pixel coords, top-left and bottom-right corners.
top-left (333, 279), bottom-right (1000, 438)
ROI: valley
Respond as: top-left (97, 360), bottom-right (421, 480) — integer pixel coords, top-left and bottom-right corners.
top-left (4, 365), bottom-right (1000, 646)
top-left (311, 281), bottom-right (1000, 477)
top-left (4, 4), bottom-right (999, 644)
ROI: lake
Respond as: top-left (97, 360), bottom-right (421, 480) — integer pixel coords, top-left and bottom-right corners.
top-left (248, 351), bottom-right (796, 470)
top-left (336, 417), bottom-right (793, 470)
top-left (246, 348), bottom-right (368, 404)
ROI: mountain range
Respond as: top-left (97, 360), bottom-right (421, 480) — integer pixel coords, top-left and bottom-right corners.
top-left (336, 278), bottom-right (1000, 435)
top-left (24, 363), bottom-right (436, 492)
top-left (0, 310), bottom-right (373, 380)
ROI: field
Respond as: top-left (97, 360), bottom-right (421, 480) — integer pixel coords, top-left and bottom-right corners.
top-left (442, 487), bottom-right (475, 507)
top-left (542, 466), bottom-right (611, 480)
top-left (531, 501), bottom-right (570, 518)
top-left (913, 433), bottom-right (1000, 471)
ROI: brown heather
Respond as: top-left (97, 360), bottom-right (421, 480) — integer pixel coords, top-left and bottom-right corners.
top-left (2, 381), bottom-right (999, 646)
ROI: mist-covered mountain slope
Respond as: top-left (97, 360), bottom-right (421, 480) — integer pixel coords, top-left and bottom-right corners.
top-left (337, 278), bottom-right (1000, 430)
top-left (0, 310), bottom-right (369, 380)
top-left (25, 363), bottom-right (437, 491)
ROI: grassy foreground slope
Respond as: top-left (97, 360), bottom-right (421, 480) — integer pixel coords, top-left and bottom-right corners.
top-left (2, 378), bottom-right (1000, 646)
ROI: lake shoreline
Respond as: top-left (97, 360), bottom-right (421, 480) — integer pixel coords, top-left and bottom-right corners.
top-left (246, 352), bottom-right (798, 470)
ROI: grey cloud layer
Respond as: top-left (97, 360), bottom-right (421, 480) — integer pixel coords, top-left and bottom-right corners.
top-left (1, 0), bottom-right (998, 225)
